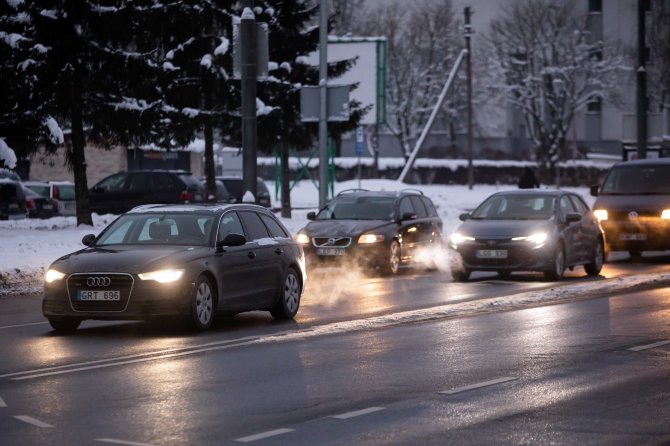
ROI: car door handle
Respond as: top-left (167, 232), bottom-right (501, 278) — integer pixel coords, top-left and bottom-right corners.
top-left (247, 251), bottom-right (256, 259)
top-left (274, 248), bottom-right (283, 255)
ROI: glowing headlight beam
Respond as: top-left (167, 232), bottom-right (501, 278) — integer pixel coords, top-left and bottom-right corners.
top-left (450, 233), bottom-right (475, 245)
top-left (358, 234), bottom-right (384, 244)
top-left (594, 209), bottom-right (608, 221)
top-left (138, 269), bottom-right (184, 283)
top-left (45, 269), bottom-right (66, 283)
top-left (295, 233), bottom-right (311, 244)
top-left (661, 209), bottom-right (670, 220)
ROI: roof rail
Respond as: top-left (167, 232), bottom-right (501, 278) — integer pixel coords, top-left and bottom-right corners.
top-left (337, 188), bottom-right (370, 196)
top-left (399, 188), bottom-right (424, 195)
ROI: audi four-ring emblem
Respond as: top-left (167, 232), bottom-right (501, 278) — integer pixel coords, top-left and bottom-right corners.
top-left (86, 276), bottom-right (111, 287)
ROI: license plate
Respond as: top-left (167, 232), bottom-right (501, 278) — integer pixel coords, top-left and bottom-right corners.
top-left (77, 290), bottom-right (121, 301)
top-left (476, 249), bottom-right (508, 259)
top-left (64, 202), bottom-right (75, 209)
top-left (8, 203), bottom-right (18, 209)
top-left (43, 204), bottom-right (53, 210)
top-left (317, 247), bottom-right (345, 256)
top-left (620, 233), bottom-right (646, 241)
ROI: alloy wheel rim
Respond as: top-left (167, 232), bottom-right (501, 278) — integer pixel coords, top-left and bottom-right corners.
top-left (284, 273), bottom-right (300, 313)
top-left (390, 243), bottom-right (399, 273)
top-left (196, 282), bottom-right (213, 324)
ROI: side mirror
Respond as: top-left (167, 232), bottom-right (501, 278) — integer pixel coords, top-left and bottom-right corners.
top-left (82, 234), bottom-right (96, 246)
top-left (459, 213), bottom-right (470, 222)
top-left (216, 232), bottom-right (247, 250)
top-left (566, 212), bottom-right (582, 223)
top-left (307, 211), bottom-right (316, 220)
top-left (590, 185), bottom-right (599, 197)
top-left (400, 212), bottom-right (416, 222)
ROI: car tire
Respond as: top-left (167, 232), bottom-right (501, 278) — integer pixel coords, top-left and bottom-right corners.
top-left (544, 244), bottom-right (566, 281)
top-left (380, 240), bottom-right (401, 276)
top-left (271, 267), bottom-right (301, 320)
top-left (451, 268), bottom-right (470, 282)
top-left (48, 318), bottom-right (81, 333)
top-left (585, 240), bottom-right (605, 276)
top-left (188, 275), bottom-right (215, 332)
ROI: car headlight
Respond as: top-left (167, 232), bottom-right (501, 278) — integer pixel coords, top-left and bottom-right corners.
top-left (450, 233), bottom-right (475, 245)
top-left (295, 233), bottom-right (311, 244)
top-left (661, 210), bottom-right (670, 220)
top-left (594, 209), bottom-right (608, 221)
top-left (45, 269), bottom-right (66, 283)
top-left (513, 232), bottom-right (548, 248)
top-left (358, 234), bottom-right (384, 244)
top-left (138, 269), bottom-right (184, 283)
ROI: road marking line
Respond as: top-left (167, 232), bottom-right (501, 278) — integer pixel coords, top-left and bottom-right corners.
top-left (96, 438), bottom-right (159, 446)
top-left (235, 428), bottom-right (294, 443)
top-left (0, 321), bottom-right (48, 330)
top-left (628, 339), bottom-right (670, 352)
top-left (14, 415), bottom-right (54, 428)
top-left (0, 396), bottom-right (6, 407)
top-left (439, 376), bottom-right (518, 395)
top-left (331, 406), bottom-right (385, 419)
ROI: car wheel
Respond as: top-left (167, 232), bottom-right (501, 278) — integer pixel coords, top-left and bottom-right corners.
top-left (188, 275), bottom-right (215, 332)
top-left (544, 244), bottom-right (565, 281)
top-left (380, 240), bottom-right (401, 276)
top-left (48, 318), bottom-right (81, 333)
top-left (451, 267), bottom-right (470, 282)
top-left (271, 267), bottom-right (301, 320)
top-left (585, 240), bottom-right (605, 276)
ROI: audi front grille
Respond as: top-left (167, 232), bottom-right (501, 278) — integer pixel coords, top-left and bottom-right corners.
top-left (66, 273), bottom-right (134, 312)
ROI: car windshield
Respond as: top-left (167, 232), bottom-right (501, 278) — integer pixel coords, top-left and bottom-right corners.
top-left (316, 195), bottom-right (396, 220)
top-left (95, 213), bottom-right (217, 246)
top-left (52, 184), bottom-right (75, 200)
top-left (600, 165), bottom-right (670, 194)
top-left (470, 194), bottom-right (555, 220)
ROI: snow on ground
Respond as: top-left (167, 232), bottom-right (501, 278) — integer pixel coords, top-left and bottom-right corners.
top-left (0, 179), bottom-right (601, 300)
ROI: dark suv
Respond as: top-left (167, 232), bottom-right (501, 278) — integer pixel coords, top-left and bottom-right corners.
top-left (0, 179), bottom-right (27, 220)
top-left (591, 158), bottom-right (670, 258)
top-left (296, 189), bottom-right (443, 275)
top-left (211, 176), bottom-right (272, 208)
top-left (89, 170), bottom-right (204, 215)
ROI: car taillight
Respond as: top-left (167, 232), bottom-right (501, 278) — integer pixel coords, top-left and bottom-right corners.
top-left (179, 190), bottom-right (193, 202)
top-left (52, 185), bottom-right (59, 199)
top-left (26, 198), bottom-right (35, 209)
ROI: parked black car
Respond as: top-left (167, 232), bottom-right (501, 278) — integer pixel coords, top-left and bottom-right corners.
top-left (89, 170), bottom-right (204, 215)
top-left (295, 189), bottom-right (443, 275)
top-left (22, 184), bottom-right (59, 219)
top-left (449, 190), bottom-right (604, 281)
top-left (42, 203), bottom-right (305, 332)
top-left (591, 158), bottom-right (670, 258)
top-left (0, 179), bottom-right (26, 220)
top-left (208, 176), bottom-right (272, 208)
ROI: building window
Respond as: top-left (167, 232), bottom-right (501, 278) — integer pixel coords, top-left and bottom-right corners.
top-left (587, 98), bottom-right (602, 113)
top-left (588, 0), bottom-right (602, 13)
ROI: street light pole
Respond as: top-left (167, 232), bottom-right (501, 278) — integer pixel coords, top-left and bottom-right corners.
top-left (465, 7), bottom-right (474, 190)
top-left (241, 1), bottom-right (257, 201)
top-left (636, 0), bottom-right (647, 160)
top-left (318, 0), bottom-right (328, 209)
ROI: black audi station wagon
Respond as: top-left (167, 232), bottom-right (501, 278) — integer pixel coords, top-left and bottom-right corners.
top-left (42, 204), bottom-right (305, 332)
top-left (295, 190), bottom-right (443, 275)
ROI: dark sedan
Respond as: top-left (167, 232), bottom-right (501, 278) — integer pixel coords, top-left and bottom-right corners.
top-left (22, 184), bottom-right (59, 219)
top-left (449, 190), bottom-right (604, 281)
top-left (296, 190), bottom-right (443, 275)
top-left (43, 204), bottom-right (306, 332)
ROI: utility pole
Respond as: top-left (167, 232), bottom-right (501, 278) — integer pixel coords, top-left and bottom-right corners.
top-left (465, 7), bottom-right (474, 189)
top-left (636, 0), bottom-right (647, 160)
top-left (241, 1), bottom-right (257, 201)
top-left (318, 0), bottom-right (328, 209)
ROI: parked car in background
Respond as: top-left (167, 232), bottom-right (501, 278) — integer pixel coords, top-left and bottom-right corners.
top-left (24, 180), bottom-right (76, 216)
top-left (42, 203), bottom-right (305, 332)
top-left (0, 168), bottom-right (22, 182)
top-left (295, 189), bottom-right (443, 275)
top-left (89, 170), bottom-right (204, 215)
top-left (0, 179), bottom-right (26, 220)
top-left (591, 158), bottom-right (670, 259)
top-left (22, 184), bottom-right (59, 219)
top-left (211, 176), bottom-right (272, 208)
top-left (449, 190), bottom-right (604, 281)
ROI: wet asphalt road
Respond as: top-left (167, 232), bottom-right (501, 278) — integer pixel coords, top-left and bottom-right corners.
top-left (0, 253), bottom-right (669, 445)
